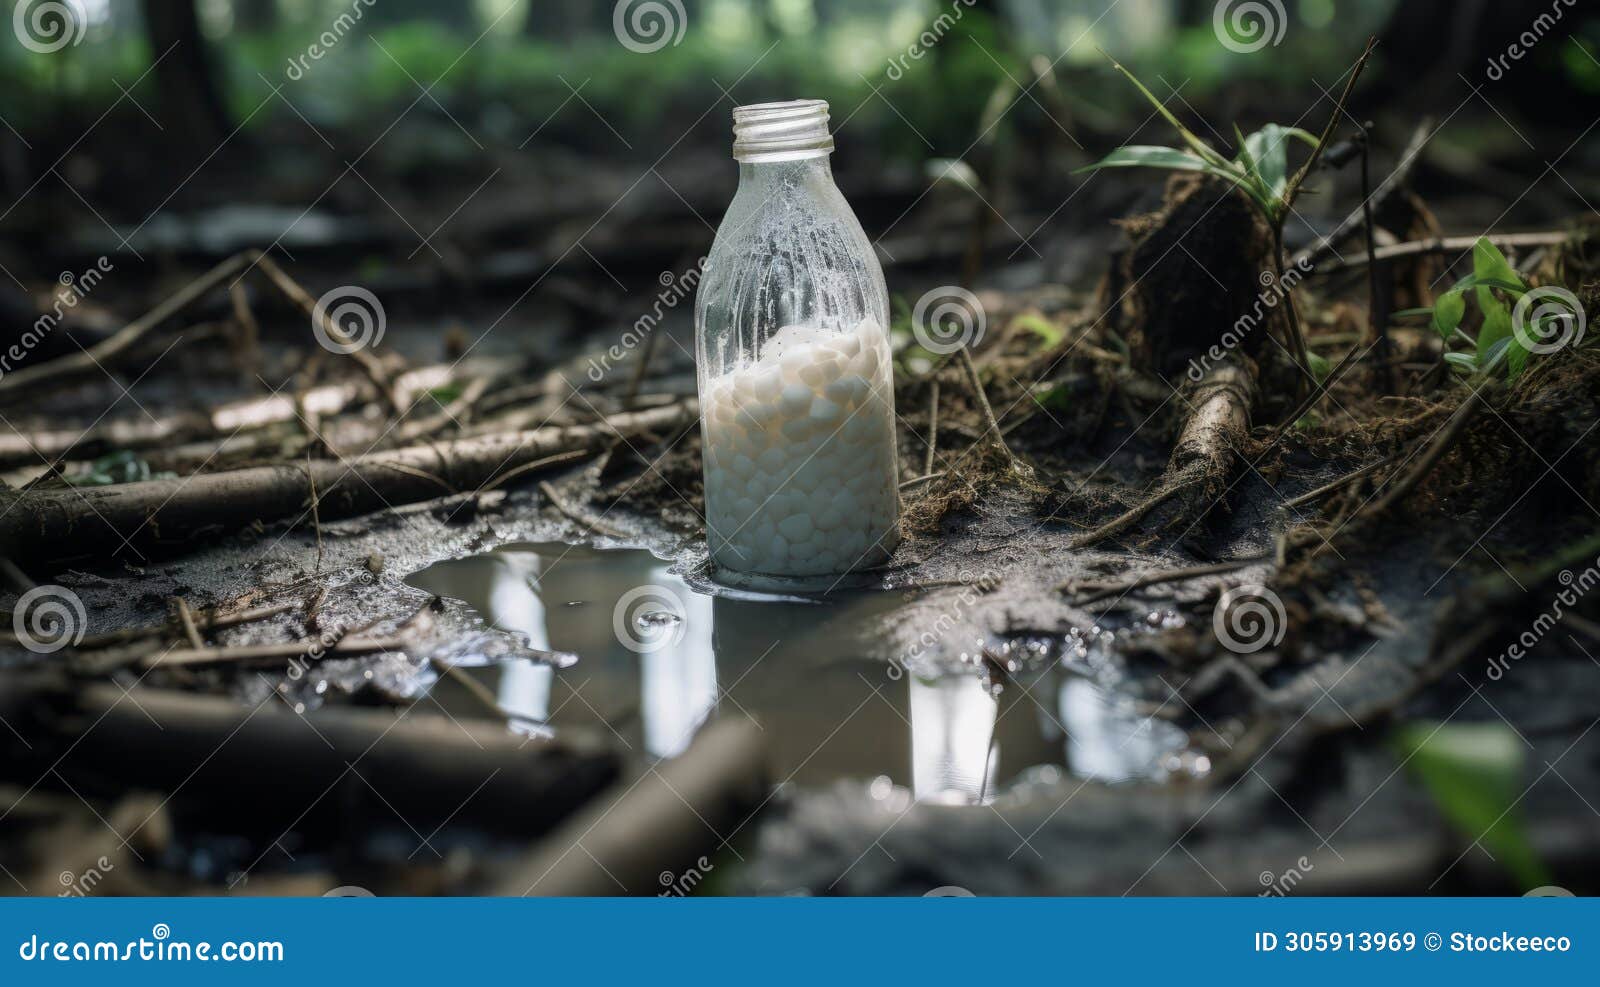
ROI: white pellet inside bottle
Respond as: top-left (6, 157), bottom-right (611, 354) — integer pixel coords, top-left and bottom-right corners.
top-left (703, 317), bottom-right (899, 578)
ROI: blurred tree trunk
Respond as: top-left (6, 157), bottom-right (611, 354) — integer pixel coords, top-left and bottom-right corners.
top-left (233, 0), bottom-right (277, 34)
top-left (141, 0), bottom-right (231, 157)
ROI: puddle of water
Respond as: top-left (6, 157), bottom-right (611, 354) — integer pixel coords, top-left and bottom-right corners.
top-left (406, 543), bottom-right (1188, 802)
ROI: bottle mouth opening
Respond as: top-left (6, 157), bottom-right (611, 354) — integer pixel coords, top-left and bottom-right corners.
top-left (732, 99), bottom-right (833, 162)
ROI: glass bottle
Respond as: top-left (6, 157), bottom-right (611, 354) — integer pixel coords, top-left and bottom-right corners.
top-left (695, 99), bottom-right (900, 584)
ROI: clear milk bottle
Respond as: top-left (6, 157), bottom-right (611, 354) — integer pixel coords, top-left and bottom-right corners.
top-left (695, 99), bottom-right (900, 584)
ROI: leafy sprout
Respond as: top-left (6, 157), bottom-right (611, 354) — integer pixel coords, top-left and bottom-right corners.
top-left (1394, 237), bottom-right (1546, 381)
top-left (1073, 57), bottom-right (1319, 228)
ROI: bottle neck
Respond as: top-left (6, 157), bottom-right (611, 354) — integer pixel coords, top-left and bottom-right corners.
top-left (731, 99), bottom-right (833, 164)
top-left (737, 154), bottom-right (833, 189)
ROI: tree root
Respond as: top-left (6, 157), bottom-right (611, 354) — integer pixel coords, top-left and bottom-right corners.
top-left (1068, 360), bottom-right (1256, 549)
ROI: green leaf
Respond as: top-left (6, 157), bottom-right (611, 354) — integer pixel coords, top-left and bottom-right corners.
top-left (1476, 290), bottom-right (1512, 356)
top-left (1444, 272), bottom-right (1526, 297)
top-left (1393, 722), bottom-right (1551, 891)
top-left (1443, 351), bottom-right (1479, 373)
top-left (1307, 351), bottom-right (1330, 382)
top-left (1010, 312), bottom-right (1065, 348)
top-left (1243, 123), bottom-right (1291, 202)
top-left (1102, 53), bottom-right (1234, 172)
top-left (1506, 334), bottom-right (1532, 380)
top-left (1471, 237), bottom-right (1525, 293)
top-left (1392, 307), bottom-right (1435, 320)
top-left (1432, 292), bottom-right (1466, 338)
top-left (1032, 382), bottom-right (1075, 414)
top-left (1073, 145), bottom-right (1216, 175)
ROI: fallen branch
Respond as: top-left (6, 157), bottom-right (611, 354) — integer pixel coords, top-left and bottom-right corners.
top-left (0, 680), bottom-right (617, 838)
top-left (1068, 360), bottom-right (1256, 549)
top-left (0, 401), bottom-right (695, 560)
top-left (1311, 231), bottom-right (1572, 273)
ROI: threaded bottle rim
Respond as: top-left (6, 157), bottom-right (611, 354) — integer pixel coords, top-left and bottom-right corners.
top-left (731, 99), bottom-right (833, 162)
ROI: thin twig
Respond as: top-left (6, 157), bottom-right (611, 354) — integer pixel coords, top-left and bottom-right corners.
top-left (305, 450), bottom-right (323, 573)
top-left (1058, 555), bottom-right (1267, 604)
top-left (1282, 455), bottom-right (1398, 510)
top-left (141, 634), bottom-right (410, 670)
top-left (956, 346), bottom-right (1016, 465)
top-left (0, 252), bottom-right (254, 400)
top-left (1358, 386), bottom-right (1488, 523)
top-left (172, 598), bottom-right (205, 650)
top-left (1357, 121), bottom-right (1398, 395)
top-left (481, 449), bottom-right (592, 493)
top-left (900, 471), bottom-right (946, 490)
top-left (1292, 115), bottom-right (1433, 270)
top-left (539, 480), bottom-right (629, 539)
top-left (923, 378), bottom-right (940, 476)
top-left (1312, 231), bottom-right (1572, 273)
top-left (431, 657), bottom-right (511, 722)
top-left (250, 251), bottom-right (405, 416)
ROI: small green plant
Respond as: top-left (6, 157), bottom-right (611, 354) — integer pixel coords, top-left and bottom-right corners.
top-left (1395, 237), bottom-right (1548, 381)
top-left (1075, 54), bottom-right (1349, 388)
top-left (1393, 721), bottom-right (1551, 891)
top-left (63, 451), bottom-right (176, 487)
